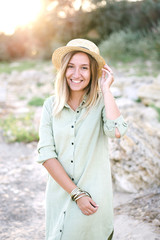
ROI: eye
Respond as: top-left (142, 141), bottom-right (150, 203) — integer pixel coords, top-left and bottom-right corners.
top-left (82, 66), bottom-right (88, 70)
top-left (67, 65), bottom-right (73, 68)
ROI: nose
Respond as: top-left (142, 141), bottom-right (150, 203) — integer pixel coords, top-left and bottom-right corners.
top-left (73, 67), bottom-right (80, 78)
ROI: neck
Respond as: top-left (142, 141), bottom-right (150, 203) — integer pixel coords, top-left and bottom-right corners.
top-left (68, 91), bottom-right (84, 110)
top-left (70, 91), bottom-right (84, 103)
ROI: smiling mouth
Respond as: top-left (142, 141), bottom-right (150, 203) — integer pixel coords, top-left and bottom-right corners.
top-left (71, 79), bottom-right (82, 83)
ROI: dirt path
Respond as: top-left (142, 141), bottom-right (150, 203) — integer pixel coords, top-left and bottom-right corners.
top-left (0, 134), bottom-right (46, 240)
top-left (0, 133), bottom-right (159, 240)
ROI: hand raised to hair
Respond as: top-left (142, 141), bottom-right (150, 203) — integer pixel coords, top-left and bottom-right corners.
top-left (100, 64), bottom-right (114, 94)
top-left (76, 196), bottom-right (99, 216)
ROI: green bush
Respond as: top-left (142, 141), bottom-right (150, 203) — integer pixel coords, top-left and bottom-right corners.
top-left (0, 113), bottom-right (39, 142)
top-left (28, 97), bottom-right (44, 106)
top-left (99, 22), bottom-right (160, 63)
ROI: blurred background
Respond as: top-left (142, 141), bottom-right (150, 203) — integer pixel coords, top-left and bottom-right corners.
top-left (0, 0), bottom-right (160, 62)
top-left (0, 0), bottom-right (160, 239)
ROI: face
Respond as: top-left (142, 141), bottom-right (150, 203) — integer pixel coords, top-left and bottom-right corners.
top-left (65, 52), bottom-right (91, 95)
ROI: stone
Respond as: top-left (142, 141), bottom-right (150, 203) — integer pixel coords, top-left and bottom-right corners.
top-left (110, 116), bottom-right (160, 193)
top-left (110, 87), bottom-right (122, 98)
top-left (138, 81), bottom-right (160, 107)
top-left (0, 82), bottom-right (7, 106)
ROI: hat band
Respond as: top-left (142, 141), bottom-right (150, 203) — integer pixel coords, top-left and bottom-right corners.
top-left (79, 46), bottom-right (89, 50)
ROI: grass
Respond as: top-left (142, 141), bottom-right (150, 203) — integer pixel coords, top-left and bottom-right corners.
top-left (0, 59), bottom-right (51, 74)
top-left (135, 98), bottom-right (142, 103)
top-left (150, 104), bottom-right (160, 122)
top-left (28, 97), bottom-right (45, 106)
top-left (0, 112), bottom-right (39, 142)
top-left (0, 60), bottom-right (37, 74)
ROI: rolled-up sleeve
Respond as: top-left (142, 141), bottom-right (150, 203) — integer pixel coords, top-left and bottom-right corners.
top-left (102, 107), bottom-right (128, 138)
top-left (37, 97), bottom-right (58, 164)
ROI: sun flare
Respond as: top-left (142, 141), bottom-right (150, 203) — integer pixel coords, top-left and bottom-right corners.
top-left (0, 0), bottom-right (43, 35)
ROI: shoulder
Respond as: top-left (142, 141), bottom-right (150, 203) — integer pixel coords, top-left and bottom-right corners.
top-left (43, 95), bottom-right (55, 113)
top-left (44, 95), bottom-right (55, 106)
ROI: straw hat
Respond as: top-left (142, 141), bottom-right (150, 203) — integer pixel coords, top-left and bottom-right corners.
top-left (52, 38), bottom-right (106, 77)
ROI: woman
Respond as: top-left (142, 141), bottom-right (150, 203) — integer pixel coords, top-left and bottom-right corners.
top-left (37, 39), bottom-right (128, 240)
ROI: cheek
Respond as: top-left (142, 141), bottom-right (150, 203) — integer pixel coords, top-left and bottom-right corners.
top-left (65, 70), bottom-right (69, 79)
top-left (85, 71), bottom-right (91, 82)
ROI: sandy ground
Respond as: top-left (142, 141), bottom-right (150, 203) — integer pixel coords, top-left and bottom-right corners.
top-left (0, 133), bottom-right (159, 240)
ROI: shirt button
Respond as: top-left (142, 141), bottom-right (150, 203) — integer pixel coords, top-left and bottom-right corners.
top-left (72, 178), bottom-right (74, 181)
top-left (60, 230), bottom-right (62, 232)
top-left (71, 142), bottom-right (74, 145)
top-left (77, 111), bottom-right (79, 113)
top-left (123, 122), bottom-right (127, 127)
top-left (71, 125), bottom-right (74, 128)
top-left (71, 160), bottom-right (73, 163)
top-left (115, 122), bottom-right (117, 125)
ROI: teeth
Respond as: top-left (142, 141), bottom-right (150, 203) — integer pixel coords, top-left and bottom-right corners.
top-left (71, 79), bottom-right (81, 83)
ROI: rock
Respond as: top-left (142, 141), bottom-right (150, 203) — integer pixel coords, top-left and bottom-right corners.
top-left (116, 97), bottom-right (137, 108)
top-left (111, 87), bottom-right (122, 98)
top-left (0, 82), bottom-right (7, 107)
top-left (123, 86), bottom-right (139, 101)
top-left (110, 116), bottom-right (160, 193)
top-left (152, 219), bottom-right (160, 226)
top-left (138, 81), bottom-right (160, 107)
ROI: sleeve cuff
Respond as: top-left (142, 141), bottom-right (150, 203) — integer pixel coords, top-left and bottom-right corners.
top-left (103, 115), bottom-right (128, 138)
top-left (37, 146), bottom-right (58, 164)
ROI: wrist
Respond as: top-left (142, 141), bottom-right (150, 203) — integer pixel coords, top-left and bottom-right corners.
top-left (70, 187), bottom-right (92, 202)
top-left (102, 89), bottom-right (111, 95)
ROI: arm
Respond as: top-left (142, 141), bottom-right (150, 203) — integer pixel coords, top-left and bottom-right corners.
top-left (103, 90), bottom-right (121, 138)
top-left (101, 64), bottom-right (127, 138)
top-left (43, 158), bottom-right (77, 194)
top-left (43, 158), bottom-right (98, 216)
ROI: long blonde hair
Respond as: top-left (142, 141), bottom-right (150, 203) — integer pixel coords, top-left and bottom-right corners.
top-left (53, 51), bottom-right (100, 116)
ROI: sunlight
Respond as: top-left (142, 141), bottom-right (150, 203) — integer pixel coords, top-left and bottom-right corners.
top-left (0, 0), bottom-right (43, 35)
top-left (73, 0), bottom-right (106, 12)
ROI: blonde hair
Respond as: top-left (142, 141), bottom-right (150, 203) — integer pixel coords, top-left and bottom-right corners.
top-left (53, 51), bottom-right (100, 116)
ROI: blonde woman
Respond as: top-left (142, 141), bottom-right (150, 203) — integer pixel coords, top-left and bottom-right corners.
top-left (37, 39), bottom-right (128, 240)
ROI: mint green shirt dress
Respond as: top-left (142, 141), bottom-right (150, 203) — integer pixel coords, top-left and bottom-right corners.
top-left (37, 94), bottom-right (128, 240)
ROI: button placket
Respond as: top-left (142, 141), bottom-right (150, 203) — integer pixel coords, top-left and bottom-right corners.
top-left (70, 114), bottom-right (77, 181)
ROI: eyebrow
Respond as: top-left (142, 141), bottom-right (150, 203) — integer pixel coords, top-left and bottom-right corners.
top-left (68, 63), bottom-right (90, 66)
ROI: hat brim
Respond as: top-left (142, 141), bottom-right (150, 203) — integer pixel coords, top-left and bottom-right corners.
top-left (52, 46), bottom-right (106, 77)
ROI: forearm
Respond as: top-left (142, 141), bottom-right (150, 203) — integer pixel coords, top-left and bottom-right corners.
top-left (103, 90), bottom-right (121, 138)
top-left (43, 158), bottom-right (77, 194)
top-left (103, 90), bottom-right (121, 120)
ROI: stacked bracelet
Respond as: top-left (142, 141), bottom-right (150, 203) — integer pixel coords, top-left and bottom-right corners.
top-left (70, 187), bottom-right (92, 202)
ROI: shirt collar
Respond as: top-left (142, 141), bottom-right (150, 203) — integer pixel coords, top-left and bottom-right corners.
top-left (64, 94), bottom-right (87, 109)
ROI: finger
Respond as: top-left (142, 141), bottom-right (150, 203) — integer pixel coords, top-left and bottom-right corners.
top-left (90, 200), bottom-right (99, 208)
top-left (87, 208), bottom-right (98, 215)
top-left (88, 204), bottom-right (98, 214)
top-left (87, 209), bottom-right (94, 215)
top-left (101, 69), bottom-right (108, 81)
top-left (102, 68), bottom-right (112, 77)
top-left (103, 69), bottom-right (114, 81)
top-left (101, 69), bottom-right (106, 80)
top-left (88, 205), bottom-right (98, 213)
top-left (83, 209), bottom-right (95, 216)
top-left (83, 211), bottom-right (89, 215)
top-left (103, 64), bottom-right (113, 74)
